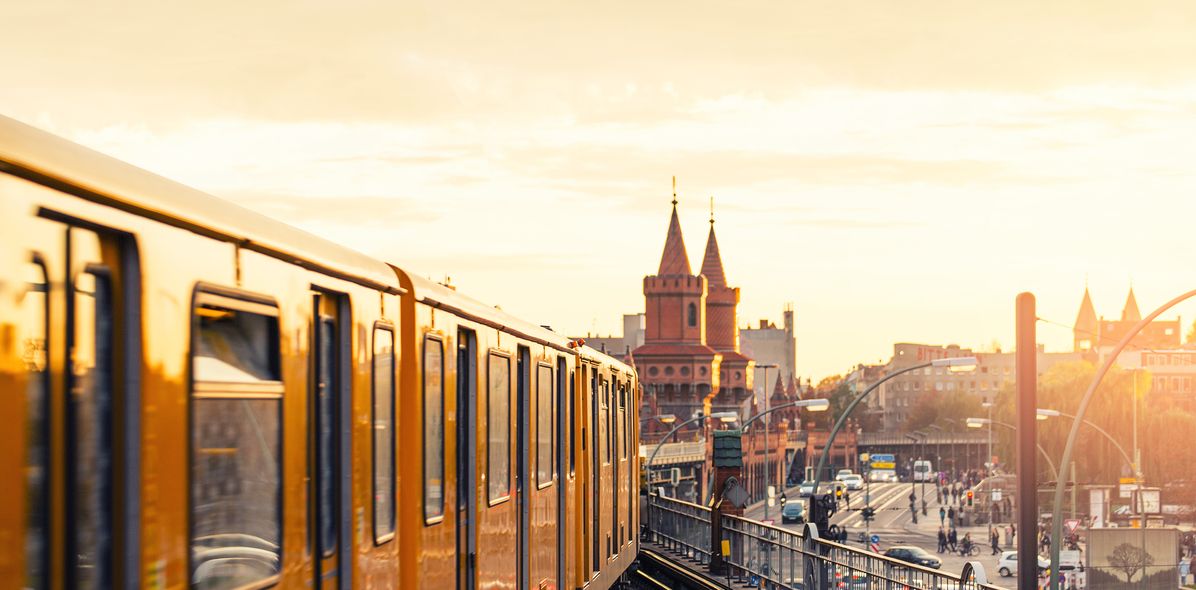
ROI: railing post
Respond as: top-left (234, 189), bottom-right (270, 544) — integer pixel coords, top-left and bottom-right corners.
top-left (802, 522), bottom-right (824, 590)
top-left (709, 429), bottom-right (744, 577)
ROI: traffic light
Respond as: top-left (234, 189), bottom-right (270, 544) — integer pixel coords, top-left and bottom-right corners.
top-left (836, 487), bottom-right (843, 499)
top-left (861, 507), bottom-right (876, 522)
top-left (966, 490), bottom-right (974, 507)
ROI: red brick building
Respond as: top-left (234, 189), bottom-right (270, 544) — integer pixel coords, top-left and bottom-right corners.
top-left (635, 195), bottom-right (755, 443)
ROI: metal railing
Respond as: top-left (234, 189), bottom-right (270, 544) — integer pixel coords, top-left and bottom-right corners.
top-left (643, 493), bottom-right (712, 565)
top-left (645, 492), bottom-right (1009, 590)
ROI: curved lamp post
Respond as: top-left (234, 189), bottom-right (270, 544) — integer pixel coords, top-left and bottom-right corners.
top-left (1049, 288), bottom-right (1196, 590)
top-left (966, 418), bottom-right (1059, 481)
top-left (1036, 409), bottom-right (1134, 472)
top-left (811, 357), bottom-right (978, 509)
top-left (646, 411), bottom-right (739, 474)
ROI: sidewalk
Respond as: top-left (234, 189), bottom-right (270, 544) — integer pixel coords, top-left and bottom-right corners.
top-left (902, 495), bottom-right (1014, 549)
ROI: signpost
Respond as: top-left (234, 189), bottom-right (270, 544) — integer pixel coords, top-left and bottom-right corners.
top-left (1064, 519), bottom-right (1080, 535)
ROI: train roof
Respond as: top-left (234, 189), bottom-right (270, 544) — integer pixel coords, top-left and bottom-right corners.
top-left (0, 115), bottom-right (401, 295)
top-left (397, 269), bottom-right (635, 374)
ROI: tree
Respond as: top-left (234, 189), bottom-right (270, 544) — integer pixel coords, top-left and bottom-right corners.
top-left (903, 390), bottom-right (983, 433)
top-left (1107, 542), bottom-right (1153, 583)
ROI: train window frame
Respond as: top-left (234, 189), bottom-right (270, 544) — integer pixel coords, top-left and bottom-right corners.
top-left (187, 285), bottom-right (284, 590)
top-left (486, 350), bottom-right (512, 505)
top-left (568, 369), bottom-right (576, 478)
top-left (423, 334), bottom-right (446, 524)
top-left (535, 362), bottom-right (553, 489)
top-left (372, 323), bottom-right (397, 543)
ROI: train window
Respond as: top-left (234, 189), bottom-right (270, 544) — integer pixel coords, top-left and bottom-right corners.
top-left (71, 269), bottom-right (114, 590)
top-left (569, 370), bottom-right (576, 476)
top-left (536, 364), bottom-right (553, 488)
top-left (373, 326), bottom-right (396, 540)
top-left (24, 261), bottom-right (49, 590)
top-left (487, 353), bottom-right (511, 503)
top-left (424, 336), bottom-right (445, 521)
top-left (190, 294), bottom-right (282, 589)
top-left (315, 317), bottom-right (336, 557)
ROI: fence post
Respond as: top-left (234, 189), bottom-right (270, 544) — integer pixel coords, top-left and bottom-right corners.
top-left (709, 429), bottom-right (744, 576)
top-left (802, 521), bottom-right (824, 590)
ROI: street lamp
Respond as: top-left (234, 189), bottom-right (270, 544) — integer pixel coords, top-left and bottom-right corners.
top-left (811, 356), bottom-right (978, 508)
top-left (1034, 409), bottom-right (1135, 476)
top-left (1049, 288), bottom-right (1196, 590)
top-left (645, 411), bottom-right (738, 486)
top-left (966, 418), bottom-right (1058, 481)
top-left (740, 397), bottom-right (830, 521)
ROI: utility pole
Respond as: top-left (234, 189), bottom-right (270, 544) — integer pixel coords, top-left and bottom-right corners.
top-left (1015, 293), bottom-right (1038, 590)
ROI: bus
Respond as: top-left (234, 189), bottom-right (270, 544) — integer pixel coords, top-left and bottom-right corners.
top-left (869, 453), bottom-right (898, 482)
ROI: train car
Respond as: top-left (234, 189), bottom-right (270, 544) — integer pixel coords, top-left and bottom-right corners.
top-left (392, 272), bottom-right (638, 590)
top-left (0, 114), bottom-right (638, 590)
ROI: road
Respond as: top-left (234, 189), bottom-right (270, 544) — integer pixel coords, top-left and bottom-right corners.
top-left (742, 481), bottom-right (1021, 583)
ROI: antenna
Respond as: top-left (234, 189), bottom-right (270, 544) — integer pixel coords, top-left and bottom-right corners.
top-left (710, 196), bottom-right (715, 225)
top-left (672, 176), bottom-right (678, 206)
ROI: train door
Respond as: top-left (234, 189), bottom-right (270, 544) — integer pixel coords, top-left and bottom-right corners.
top-left (24, 214), bottom-right (140, 590)
top-left (555, 357), bottom-right (567, 588)
top-left (310, 290), bottom-right (350, 589)
top-left (612, 379), bottom-right (621, 554)
top-left (590, 368), bottom-right (601, 574)
top-left (516, 346), bottom-right (531, 590)
top-left (456, 329), bottom-right (477, 590)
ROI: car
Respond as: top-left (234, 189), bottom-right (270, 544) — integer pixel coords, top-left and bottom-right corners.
top-left (798, 481), bottom-right (816, 498)
top-left (869, 469), bottom-right (898, 483)
top-left (782, 501), bottom-right (805, 524)
top-left (996, 550), bottom-right (1049, 577)
top-left (842, 474), bottom-right (864, 490)
top-left (835, 469), bottom-right (854, 482)
top-left (883, 546), bottom-right (942, 569)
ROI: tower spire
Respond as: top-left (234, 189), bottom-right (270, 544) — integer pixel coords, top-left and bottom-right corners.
top-left (657, 178), bottom-right (692, 276)
top-left (710, 196), bottom-right (715, 225)
top-left (700, 197), bottom-right (727, 289)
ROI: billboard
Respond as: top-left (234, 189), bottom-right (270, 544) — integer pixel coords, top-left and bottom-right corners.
top-left (1087, 528), bottom-right (1180, 590)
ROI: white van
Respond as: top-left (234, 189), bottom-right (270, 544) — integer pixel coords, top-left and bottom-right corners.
top-left (912, 460), bottom-right (934, 482)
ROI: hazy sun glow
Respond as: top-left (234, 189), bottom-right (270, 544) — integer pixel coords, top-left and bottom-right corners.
top-left (8, 1), bottom-right (1196, 378)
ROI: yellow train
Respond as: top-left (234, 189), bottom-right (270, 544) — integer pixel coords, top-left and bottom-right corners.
top-left (0, 115), bottom-right (639, 590)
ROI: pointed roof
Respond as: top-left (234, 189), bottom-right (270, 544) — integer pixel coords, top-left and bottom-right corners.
top-left (1075, 287), bottom-right (1097, 336)
top-left (771, 372), bottom-right (787, 403)
top-left (1122, 287), bottom-right (1142, 323)
top-left (700, 197), bottom-right (727, 288)
top-left (657, 193), bottom-right (692, 276)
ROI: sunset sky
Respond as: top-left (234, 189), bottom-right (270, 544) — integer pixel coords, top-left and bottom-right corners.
top-left (7, 1), bottom-right (1196, 379)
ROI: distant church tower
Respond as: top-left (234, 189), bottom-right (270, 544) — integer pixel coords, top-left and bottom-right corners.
top-left (700, 199), bottom-right (754, 395)
top-left (1074, 287), bottom-right (1097, 353)
top-left (635, 180), bottom-right (720, 427)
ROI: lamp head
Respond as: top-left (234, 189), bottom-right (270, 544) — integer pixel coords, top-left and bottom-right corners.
top-left (798, 398), bottom-right (830, 412)
top-left (966, 418), bottom-right (987, 428)
top-left (710, 411), bottom-right (739, 424)
top-left (1036, 408), bottom-right (1061, 420)
top-left (932, 356), bottom-right (979, 373)
top-left (658, 414), bottom-right (677, 425)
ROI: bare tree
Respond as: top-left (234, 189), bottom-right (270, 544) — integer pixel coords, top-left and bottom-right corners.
top-left (1107, 542), bottom-right (1154, 583)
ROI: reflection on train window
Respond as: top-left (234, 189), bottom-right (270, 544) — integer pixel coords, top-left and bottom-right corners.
top-left (71, 269), bottom-right (113, 589)
top-left (487, 353), bottom-right (510, 502)
top-left (24, 261), bottom-right (49, 590)
top-left (373, 327), bottom-right (396, 539)
top-left (423, 336), bottom-right (445, 520)
top-left (191, 297), bottom-right (282, 589)
top-left (536, 364), bottom-right (553, 487)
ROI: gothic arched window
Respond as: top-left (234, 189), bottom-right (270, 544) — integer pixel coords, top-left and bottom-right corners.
top-left (687, 302), bottom-right (697, 327)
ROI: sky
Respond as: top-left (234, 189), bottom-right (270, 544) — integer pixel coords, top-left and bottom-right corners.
top-left (6, 1), bottom-right (1196, 379)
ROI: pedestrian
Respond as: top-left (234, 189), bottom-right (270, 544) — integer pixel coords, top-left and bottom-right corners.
top-left (844, 491), bottom-right (851, 509)
top-left (948, 527), bottom-right (958, 553)
top-left (991, 528), bottom-right (1000, 555)
top-left (1040, 531), bottom-right (1051, 553)
top-left (937, 527), bottom-right (948, 554)
top-left (939, 506), bottom-right (946, 526)
top-left (948, 506), bottom-right (956, 525)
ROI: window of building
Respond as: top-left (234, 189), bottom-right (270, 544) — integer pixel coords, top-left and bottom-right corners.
top-left (734, 371), bottom-right (742, 380)
top-left (536, 364), bottom-right (553, 487)
top-left (935, 382), bottom-right (943, 391)
top-left (664, 366), bottom-right (674, 376)
top-left (373, 327), bottom-right (396, 538)
top-left (649, 366), bottom-right (659, 376)
top-left (680, 366), bottom-right (690, 376)
top-left (687, 303), bottom-right (697, 327)
top-left (699, 366), bottom-right (707, 376)
top-left (191, 294), bottom-right (282, 588)
top-left (424, 336), bottom-right (445, 521)
top-left (488, 353), bottom-right (511, 502)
